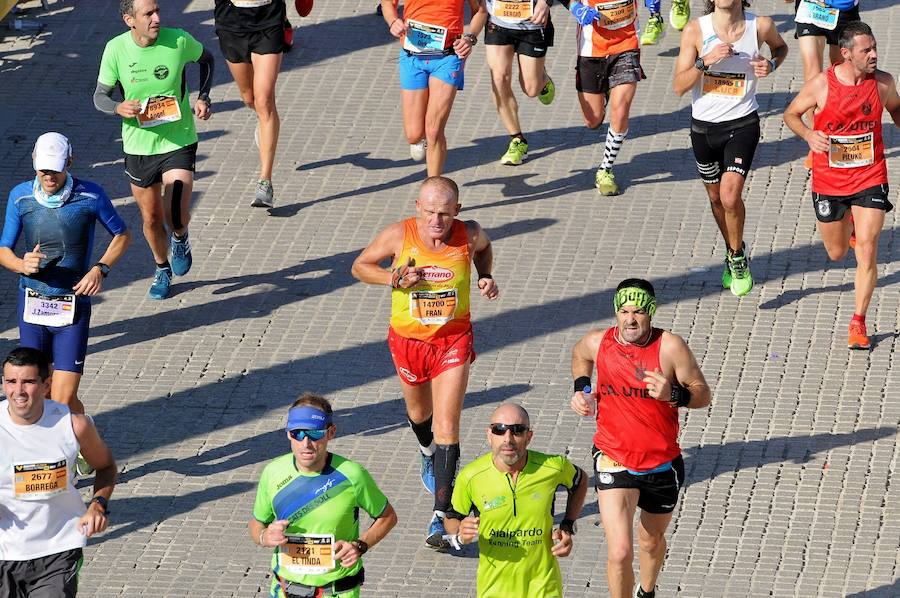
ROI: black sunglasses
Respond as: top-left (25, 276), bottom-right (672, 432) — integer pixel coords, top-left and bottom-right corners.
top-left (489, 423), bottom-right (530, 436)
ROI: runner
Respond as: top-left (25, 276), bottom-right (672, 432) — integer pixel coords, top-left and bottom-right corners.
top-left (445, 403), bottom-right (588, 596)
top-left (784, 21), bottom-right (899, 350)
top-left (94, 0), bottom-right (214, 300)
top-left (0, 347), bottom-right (117, 597)
top-left (793, 0), bottom-right (861, 168)
top-left (640, 0), bottom-right (691, 46)
top-left (0, 132), bottom-right (131, 415)
top-left (483, 0), bottom-right (556, 166)
top-left (249, 393), bottom-right (397, 598)
top-left (351, 176), bottom-right (499, 548)
top-left (569, 279), bottom-right (710, 598)
top-left (564, 0), bottom-right (644, 196)
top-left (380, 0), bottom-right (488, 176)
top-left (672, 0), bottom-right (787, 297)
top-left (213, 0), bottom-right (296, 208)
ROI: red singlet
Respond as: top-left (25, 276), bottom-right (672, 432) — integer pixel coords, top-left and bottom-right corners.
top-left (593, 327), bottom-right (681, 471)
top-left (812, 65), bottom-right (887, 196)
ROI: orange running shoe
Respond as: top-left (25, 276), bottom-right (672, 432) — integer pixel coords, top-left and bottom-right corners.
top-left (804, 150), bottom-right (812, 170)
top-left (848, 320), bottom-right (870, 350)
top-left (849, 215), bottom-right (856, 249)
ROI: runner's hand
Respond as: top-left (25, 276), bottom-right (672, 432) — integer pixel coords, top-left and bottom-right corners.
top-left (551, 528), bottom-right (573, 557)
top-left (391, 257), bottom-right (422, 289)
top-left (704, 43), bottom-right (733, 67)
top-left (194, 99), bottom-right (212, 121)
top-left (804, 129), bottom-right (829, 154)
top-left (21, 244), bottom-right (46, 275)
top-left (78, 501), bottom-right (108, 538)
top-left (388, 17), bottom-right (406, 38)
top-left (458, 516), bottom-right (479, 544)
top-left (261, 520), bottom-right (290, 547)
top-left (530, 0), bottom-right (550, 26)
top-left (333, 540), bottom-right (362, 568)
top-left (477, 277), bottom-right (499, 300)
top-left (570, 390), bottom-right (592, 416)
top-left (116, 100), bottom-right (142, 119)
top-left (643, 368), bottom-right (672, 403)
top-left (453, 36), bottom-right (475, 60)
top-left (73, 267), bottom-right (103, 296)
top-left (749, 55), bottom-right (771, 78)
top-left (569, 2), bottom-right (599, 26)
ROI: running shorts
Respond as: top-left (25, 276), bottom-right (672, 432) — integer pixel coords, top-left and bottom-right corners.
top-left (216, 25), bottom-right (287, 63)
top-left (124, 143), bottom-right (198, 188)
top-left (575, 50), bottom-right (645, 95)
top-left (484, 21), bottom-right (554, 58)
top-left (592, 446), bottom-right (685, 515)
top-left (18, 289), bottom-right (91, 374)
top-left (689, 112), bottom-right (760, 184)
top-left (398, 49), bottom-right (465, 91)
top-left (0, 548), bottom-right (83, 598)
top-left (794, 1), bottom-right (860, 46)
top-left (387, 326), bottom-right (475, 386)
top-left (812, 183), bottom-right (892, 223)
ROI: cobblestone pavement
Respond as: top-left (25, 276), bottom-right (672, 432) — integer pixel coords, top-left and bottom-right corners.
top-left (1, 0), bottom-right (899, 595)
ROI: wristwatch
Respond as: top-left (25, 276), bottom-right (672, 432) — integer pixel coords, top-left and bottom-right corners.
top-left (93, 262), bottom-right (110, 278)
top-left (351, 539), bottom-right (369, 555)
top-left (559, 518), bottom-right (577, 535)
top-left (90, 495), bottom-right (110, 515)
top-left (694, 57), bottom-right (708, 72)
top-left (463, 33), bottom-right (478, 46)
top-left (768, 58), bottom-right (778, 72)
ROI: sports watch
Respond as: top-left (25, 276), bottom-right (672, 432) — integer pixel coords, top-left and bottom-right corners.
top-left (93, 262), bottom-right (111, 278)
top-left (694, 57), bottom-right (708, 72)
top-left (559, 518), bottom-right (577, 535)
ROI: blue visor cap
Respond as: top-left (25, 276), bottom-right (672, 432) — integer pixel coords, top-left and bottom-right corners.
top-left (286, 406), bottom-right (332, 431)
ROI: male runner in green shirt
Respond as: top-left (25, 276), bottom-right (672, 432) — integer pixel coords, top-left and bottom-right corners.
top-left (249, 393), bottom-right (397, 598)
top-left (94, 0), bottom-right (214, 300)
top-left (446, 403), bottom-right (588, 597)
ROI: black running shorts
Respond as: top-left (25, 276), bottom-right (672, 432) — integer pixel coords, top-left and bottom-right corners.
top-left (794, 1), bottom-right (860, 46)
top-left (0, 548), bottom-right (82, 598)
top-left (217, 25), bottom-right (286, 64)
top-left (124, 143), bottom-right (198, 188)
top-left (690, 112), bottom-right (760, 184)
top-left (484, 21), bottom-right (554, 58)
top-left (592, 447), bottom-right (685, 515)
top-left (812, 183), bottom-right (892, 223)
top-left (575, 50), bottom-right (645, 95)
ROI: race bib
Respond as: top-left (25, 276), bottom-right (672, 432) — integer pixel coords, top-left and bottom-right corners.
top-left (829, 132), bottom-right (874, 168)
top-left (595, 0), bottom-right (636, 30)
top-left (795, 0), bottom-right (839, 30)
top-left (279, 534), bottom-right (335, 575)
top-left (594, 451), bottom-right (627, 473)
top-left (23, 289), bottom-right (75, 327)
top-left (231, 0), bottom-right (272, 6)
top-left (702, 71), bottom-right (747, 98)
top-left (403, 20), bottom-right (448, 54)
top-left (410, 289), bottom-right (457, 325)
top-left (14, 460), bottom-right (68, 500)
top-left (494, 0), bottom-right (533, 22)
top-left (138, 95), bottom-right (182, 128)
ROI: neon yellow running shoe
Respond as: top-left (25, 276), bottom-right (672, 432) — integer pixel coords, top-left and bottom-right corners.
top-left (640, 15), bottom-right (664, 46)
top-left (539, 77), bottom-right (555, 105)
top-left (728, 250), bottom-right (753, 297)
top-left (670, 0), bottom-right (690, 31)
top-left (595, 168), bottom-right (620, 196)
top-left (721, 260), bottom-right (731, 289)
top-left (500, 138), bottom-right (528, 166)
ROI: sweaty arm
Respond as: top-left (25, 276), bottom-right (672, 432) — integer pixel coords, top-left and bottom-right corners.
top-left (350, 223), bottom-right (406, 287)
top-left (195, 47), bottom-right (215, 103)
top-left (672, 21), bottom-right (703, 96)
top-left (468, 221), bottom-right (493, 278)
top-left (784, 74), bottom-right (829, 152)
top-left (93, 81), bottom-right (121, 115)
top-left (660, 332), bottom-right (710, 409)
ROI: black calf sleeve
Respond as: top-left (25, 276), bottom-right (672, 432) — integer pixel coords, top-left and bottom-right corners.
top-left (433, 443), bottom-right (460, 512)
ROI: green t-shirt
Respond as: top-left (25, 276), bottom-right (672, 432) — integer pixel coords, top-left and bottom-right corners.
top-left (252, 452), bottom-right (388, 587)
top-left (97, 28), bottom-right (203, 156)
top-left (451, 451), bottom-right (580, 598)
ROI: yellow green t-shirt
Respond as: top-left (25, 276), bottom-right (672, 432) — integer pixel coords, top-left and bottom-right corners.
top-left (97, 28), bottom-right (203, 156)
top-left (450, 451), bottom-right (580, 598)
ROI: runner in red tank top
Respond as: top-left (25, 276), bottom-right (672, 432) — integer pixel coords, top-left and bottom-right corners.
top-left (785, 21), bottom-right (900, 350)
top-left (570, 279), bottom-right (710, 598)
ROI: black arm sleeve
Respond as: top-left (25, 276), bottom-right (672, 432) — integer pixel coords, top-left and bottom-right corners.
top-left (196, 47), bottom-right (215, 102)
top-left (93, 81), bottom-right (120, 115)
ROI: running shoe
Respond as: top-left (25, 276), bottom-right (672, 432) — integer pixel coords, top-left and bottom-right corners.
top-left (170, 232), bottom-right (192, 276)
top-left (849, 214), bottom-right (856, 249)
top-left (148, 266), bottom-right (172, 300)
top-left (420, 452), bottom-right (436, 494)
top-left (636, 585), bottom-right (658, 598)
top-left (410, 139), bottom-right (426, 162)
top-left (252, 180), bottom-right (275, 208)
top-left (848, 320), bottom-right (870, 350)
top-left (595, 168), bottom-right (620, 196)
top-left (425, 513), bottom-right (450, 550)
top-left (669, 0), bottom-right (690, 31)
top-left (727, 248), bottom-right (753, 297)
top-left (500, 138), bottom-right (528, 166)
top-left (640, 15), bottom-right (664, 46)
top-left (296, 0), bottom-right (313, 17)
top-left (283, 20), bottom-right (294, 52)
top-left (538, 77), bottom-right (555, 105)
top-left (75, 451), bottom-right (94, 478)
top-left (721, 258), bottom-right (732, 289)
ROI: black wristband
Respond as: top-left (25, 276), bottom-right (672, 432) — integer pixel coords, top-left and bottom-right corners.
top-left (574, 376), bottom-right (591, 393)
top-left (669, 384), bottom-right (690, 408)
top-left (352, 539), bottom-right (369, 555)
top-left (560, 518), bottom-right (577, 535)
top-left (90, 495), bottom-right (109, 515)
top-left (478, 273), bottom-right (492, 280)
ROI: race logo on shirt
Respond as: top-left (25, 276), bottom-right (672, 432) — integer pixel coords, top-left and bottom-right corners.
top-left (154, 65), bottom-right (169, 80)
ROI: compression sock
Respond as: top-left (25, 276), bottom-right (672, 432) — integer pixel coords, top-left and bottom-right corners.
top-left (433, 443), bottom-right (460, 512)
top-left (408, 416), bottom-right (435, 455)
top-left (600, 128), bottom-right (628, 170)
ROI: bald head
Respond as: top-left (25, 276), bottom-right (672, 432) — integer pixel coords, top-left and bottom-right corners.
top-left (420, 176), bottom-right (459, 205)
top-left (490, 403), bottom-right (530, 426)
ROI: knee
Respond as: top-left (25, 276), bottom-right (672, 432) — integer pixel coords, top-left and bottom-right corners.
top-left (240, 92), bottom-right (255, 111)
top-left (255, 97), bottom-right (278, 120)
top-left (142, 210), bottom-right (165, 229)
top-left (491, 70), bottom-right (514, 91)
top-left (584, 113), bottom-right (605, 130)
top-left (425, 123), bottom-right (446, 143)
top-left (521, 80), bottom-right (543, 98)
top-left (825, 244), bottom-right (849, 261)
top-left (607, 543), bottom-right (634, 568)
top-left (853, 236), bottom-right (878, 263)
top-left (719, 187), bottom-right (744, 211)
top-left (638, 531), bottom-right (665, 555)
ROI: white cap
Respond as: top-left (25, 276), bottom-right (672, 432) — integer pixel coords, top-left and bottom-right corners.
top-left (33, 132), bottom-right (72, 172)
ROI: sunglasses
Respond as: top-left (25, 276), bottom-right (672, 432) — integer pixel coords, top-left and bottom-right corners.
top-left (489, 423), bottom-right (530, 436)
top-left (289, 428), bottom-right (328, 442)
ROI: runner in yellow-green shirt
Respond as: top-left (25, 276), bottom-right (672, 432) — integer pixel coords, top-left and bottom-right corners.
top-left (445, 403), bottom-right (588, 597)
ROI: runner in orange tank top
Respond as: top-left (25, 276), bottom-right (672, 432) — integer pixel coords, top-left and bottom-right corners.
top-left (351, 176), bottom-right (499, 549)
top-left (785, 21), bottom-right (900, 350)
top-left (569, 278), bottom-right (710, 598)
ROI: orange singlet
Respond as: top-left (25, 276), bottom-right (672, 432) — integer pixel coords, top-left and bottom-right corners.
top-left (390, 218), bottom-right (471, 341)
top-left (576, 0), bottom-right (640, 57)
top-left (402, 0), bottom-right (465, 50)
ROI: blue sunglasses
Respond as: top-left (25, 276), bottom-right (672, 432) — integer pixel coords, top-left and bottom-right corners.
top-left (289, 428), bottom-right (328, 442)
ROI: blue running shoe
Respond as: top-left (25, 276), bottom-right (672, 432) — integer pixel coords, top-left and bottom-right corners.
top-left (420, 452), bottom-right (436, 495)
top-left (425, 513), bottom-right (450, 550)
top-left (148, 266), bottom-right (172, 300)
top-left (170, 232), bottom-right (192, 276)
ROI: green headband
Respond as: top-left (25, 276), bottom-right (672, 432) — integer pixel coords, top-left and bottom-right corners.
top-left (613, 287), bottom-right (657, 317)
